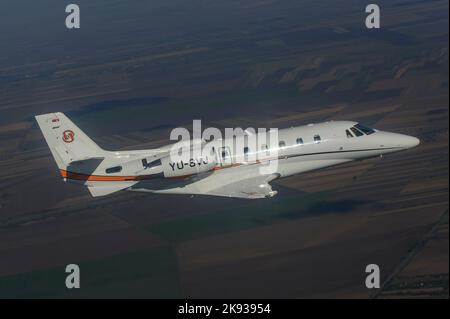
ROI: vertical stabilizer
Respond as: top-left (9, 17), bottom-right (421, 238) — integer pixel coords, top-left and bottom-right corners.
top-left (35, 112), bottom-right (106, 169)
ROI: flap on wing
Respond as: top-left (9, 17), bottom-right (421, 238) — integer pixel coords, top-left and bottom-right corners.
top-left (87, 183), bottom-right (134, 197)
top-left (208, 174), bottom-right (279, 199)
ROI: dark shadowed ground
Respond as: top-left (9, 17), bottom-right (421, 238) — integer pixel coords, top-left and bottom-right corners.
top-left (0, 0), bottom-right (448, 298)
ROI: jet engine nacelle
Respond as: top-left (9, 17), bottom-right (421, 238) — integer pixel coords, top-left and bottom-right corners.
top-left (161, 154), bottom-right (216, 178)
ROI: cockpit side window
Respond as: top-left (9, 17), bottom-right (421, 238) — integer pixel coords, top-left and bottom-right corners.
top-left (350, 127), bottom-right (364, 137)
top-left (346, 130), bottom-right (353, 138)
top-left (355, 123), bottom-right (375, 135)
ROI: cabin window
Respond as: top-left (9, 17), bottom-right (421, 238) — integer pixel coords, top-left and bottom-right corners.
top-left (261, 144), bottom-right (270, 156)
top-left (221, 149), bottom-right (230, 160)
top-left (244, 147), bottom-right (250, 161)
top-left (279, 141), bottom-right (286, 149)
top-left (314, 135), bottom-right (321, 143)
top-left (142, 158), bottom-right (161, 169)
top-left (296, 138), bottom-right (304, 145)
top-left (350, 127), bottom-right (364, 137)
top-left (346, 130), bottom-right (353, 138)
top-left (105, 166), bottom-right (122, 174)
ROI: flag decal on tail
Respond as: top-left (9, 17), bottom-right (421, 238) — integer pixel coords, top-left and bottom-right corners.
top-left (62, 130), bottom-right (75, 143)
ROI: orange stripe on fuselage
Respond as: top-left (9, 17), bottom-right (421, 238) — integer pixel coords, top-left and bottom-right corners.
top-left (212, 163), bottom-right (244, 170)
top-left (59, 169), bottom-right (155, 181)
top-left (59, 169), bottom-right (197, 181)
top-left (59, 163), bottom-right (244, 182)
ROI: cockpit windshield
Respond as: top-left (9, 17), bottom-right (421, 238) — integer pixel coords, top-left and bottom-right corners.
top-left (354, 123), bottom-right (376, 135)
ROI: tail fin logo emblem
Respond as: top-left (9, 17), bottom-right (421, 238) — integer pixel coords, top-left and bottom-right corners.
top-left (62, 130), bottom-right (75, 143)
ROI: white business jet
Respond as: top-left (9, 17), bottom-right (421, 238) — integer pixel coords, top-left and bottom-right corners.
top-left (35, 112), bottom-right (419, 199)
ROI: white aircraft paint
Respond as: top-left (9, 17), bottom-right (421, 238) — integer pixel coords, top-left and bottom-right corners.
top-left (35, 112), bottom-right (420, 199)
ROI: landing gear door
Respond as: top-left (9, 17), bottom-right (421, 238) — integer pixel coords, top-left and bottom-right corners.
top-left (218, 146), bottom-right (233, 167)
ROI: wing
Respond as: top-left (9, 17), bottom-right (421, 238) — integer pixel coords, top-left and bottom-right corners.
top-left (206, 174), bottom-right (279, 199)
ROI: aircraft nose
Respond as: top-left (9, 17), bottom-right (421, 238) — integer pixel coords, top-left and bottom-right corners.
top-left (399, 135), bottom-right (420, 149)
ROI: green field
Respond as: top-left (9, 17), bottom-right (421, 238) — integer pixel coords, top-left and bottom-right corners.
top-left (0, 246), bottom-right (180, 299)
